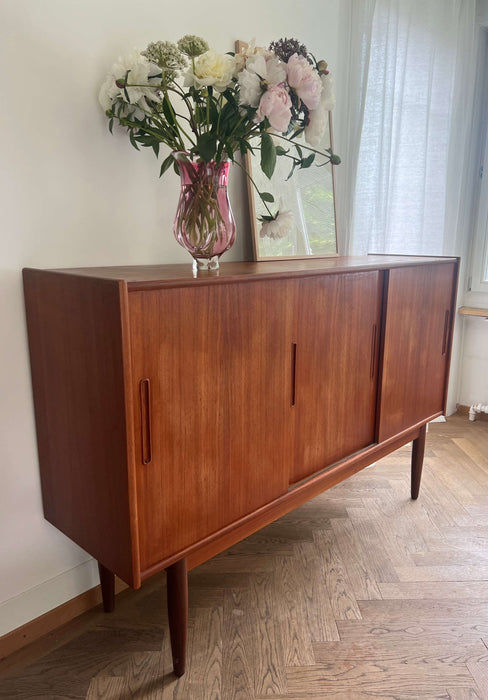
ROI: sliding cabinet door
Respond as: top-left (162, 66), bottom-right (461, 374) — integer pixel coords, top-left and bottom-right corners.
top-left (292, 271), bottom-right (383, 483)
top-left (377, 262), bottom-right (457, 441)
top-left (129, 280), bottom-right (295, 571)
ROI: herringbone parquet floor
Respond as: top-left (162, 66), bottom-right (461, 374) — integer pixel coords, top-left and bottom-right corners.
top-left (1, 414), bottom-right (488, 699)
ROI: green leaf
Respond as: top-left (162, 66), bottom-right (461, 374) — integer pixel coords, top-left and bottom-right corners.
top-left (197, 131), bottom-right (217, 162)
top-left (207, 97), bottom-right (219, 126)
top-left (159, 154), bottom-right (174, 178)
top-left (134, 134), bottom-right (153, 146)
top-left (260, 132), bottom-right (277, 179)
top-left (108, 118), bottom-right (114, 134)
top-left (275, 146), bottom-right (289, 156)
top-left (286, 160), bottom-right (299, 181)
top-left (300, 153), bottom-right (315, 169)
top-left (162, 96), bottom-right (176, 127)
top-left (260, 192), bottom-right (275, 203)
top-left (222, 88), bottom-right (238, 110)
top-left (194, 103), bottom-right (204, 126)
top-left (152, 141), bottom-right (160, 158)
top-left (129, 130), bottom-right (140, 151)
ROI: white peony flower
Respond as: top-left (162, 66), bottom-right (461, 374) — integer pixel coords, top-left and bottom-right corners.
top-left (305, 101), bottom-right (327, 148)
top-left (98, 50), bottom-right (161, 115)
top-left (237, 66), bottom-right (262, 107)
top-left (320, 73), bottom-right (336, 111)
top-left (238, 54), bottom-right (287, 107)
top-left (234, 38), bottom-right (272, 73)
top-left (260, 209), bottom-right (294, 239)
top-left (185, 50), bottom-right (236, 92)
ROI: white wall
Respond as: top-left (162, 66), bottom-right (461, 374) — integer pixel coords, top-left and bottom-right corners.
top-left (458, 317), bottom-right (488, 406)
top-left (0, 0), bottom-right (343, 635)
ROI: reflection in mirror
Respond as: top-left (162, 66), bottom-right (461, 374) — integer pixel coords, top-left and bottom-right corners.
top-left (245, 114), bottom-right (338, 261)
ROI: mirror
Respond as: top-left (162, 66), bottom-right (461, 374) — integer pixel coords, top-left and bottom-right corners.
top-left (244, 115), bottom-right (338, 260)
top-left (235, 39), bottom-right (339, 260)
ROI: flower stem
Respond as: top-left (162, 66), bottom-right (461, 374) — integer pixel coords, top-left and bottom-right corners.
top-left (233, 158), bottom-right (275, 218)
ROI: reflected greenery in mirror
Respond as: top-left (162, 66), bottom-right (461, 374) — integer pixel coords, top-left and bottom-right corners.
top-left (246, 114), bottom-right (338, 260)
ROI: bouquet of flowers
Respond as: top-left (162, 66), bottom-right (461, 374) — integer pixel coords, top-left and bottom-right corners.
top-left (99, 35), bottom-right (339, 242)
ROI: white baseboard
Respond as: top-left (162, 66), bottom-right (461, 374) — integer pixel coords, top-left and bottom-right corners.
top-left (0, 558), bottom-right (98, 638)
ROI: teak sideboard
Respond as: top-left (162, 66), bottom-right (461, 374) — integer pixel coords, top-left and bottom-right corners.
top-left (23, 255), bottom-right (459, 676)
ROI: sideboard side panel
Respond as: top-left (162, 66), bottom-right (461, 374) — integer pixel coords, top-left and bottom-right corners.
top-left (23, 270), bottom-right (137, 586)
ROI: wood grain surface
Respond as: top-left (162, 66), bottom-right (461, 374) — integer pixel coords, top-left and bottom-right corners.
top-left (22, 269), bottom-right (138, 586)
top-left (129, 280), bottom-right (295, 570)
top-left (377, 262), bottom-right (458, 441)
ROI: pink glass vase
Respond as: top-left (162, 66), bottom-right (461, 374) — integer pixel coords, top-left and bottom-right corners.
top-left (173, 152), bottom-right (236, 270)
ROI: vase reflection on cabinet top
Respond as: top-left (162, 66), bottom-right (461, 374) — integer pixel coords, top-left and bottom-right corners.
top-left (98, 34), bottom-right (341, 268)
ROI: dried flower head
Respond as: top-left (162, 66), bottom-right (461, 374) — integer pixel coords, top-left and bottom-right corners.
top-left (142, 41), bottom-right (187, 78)
top-left (269, 37), bottom-right (309, 63)
top-left (178, 34), bottom-right (209, 57)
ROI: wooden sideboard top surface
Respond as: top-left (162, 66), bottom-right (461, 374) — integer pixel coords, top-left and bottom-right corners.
top-left (25, 255), bottom-right (458, 290)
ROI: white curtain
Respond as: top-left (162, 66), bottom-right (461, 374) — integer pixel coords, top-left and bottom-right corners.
top-left (349, 0), bottom-right (478, 256)
top-left (334, 0), bottom-right (377, 254)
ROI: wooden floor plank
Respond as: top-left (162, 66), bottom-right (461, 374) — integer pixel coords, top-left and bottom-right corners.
top-left (292, 541), bottom-right (340, 642)
top-left (467, 657), bottom-right (488, 699)
top-left (330, 518), bottom-right (383, 600)
top-left (124, 651), bottom-right (165, 699)
top-left (274, 555), bottom-right (316, 666)
top-left (313, 529), bottom-right (362, 620)
top-left (379, 581), bottom-right (488, 599)
top-left (336, 619), bottom-right (488, 645)
top-left (447, 689), bottom-right (483, 700)
top-left (85, 676), bottom-right (128, 700)
top-left (221, 589), bottom-right (254, 700)
top-left (285, 659), bottom-right (475, 693)
top-left (248, 572), bottom-right (287, 696)
top-left (312, 640), bottom-right (488, 664)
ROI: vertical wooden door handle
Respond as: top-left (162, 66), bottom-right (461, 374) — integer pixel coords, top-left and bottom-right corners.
top-left (370, 324), bottom-right (377, 378)
top-left (442, 310), bottom-right (450, 355)
top-left (139, 378), bottom-right (152, 465)
top-left (291, 342), bottom-right (297, 407)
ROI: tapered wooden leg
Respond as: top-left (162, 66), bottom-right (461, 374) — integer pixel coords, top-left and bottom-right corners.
top-left (98, 562), bottom-right (115, 613)
top-left (411, 424), bottom-right (427, 500)
top-left (166, 558), bottom-right (188, 677)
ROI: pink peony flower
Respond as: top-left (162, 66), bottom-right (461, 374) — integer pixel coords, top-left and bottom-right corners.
top-left (256, 85), bottom-right (292, 133)
top-left (286, 53), bottom-right (322, 110)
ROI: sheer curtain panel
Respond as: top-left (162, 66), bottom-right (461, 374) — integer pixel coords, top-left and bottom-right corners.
top-left (350, 0), bottom-right (477, 256)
